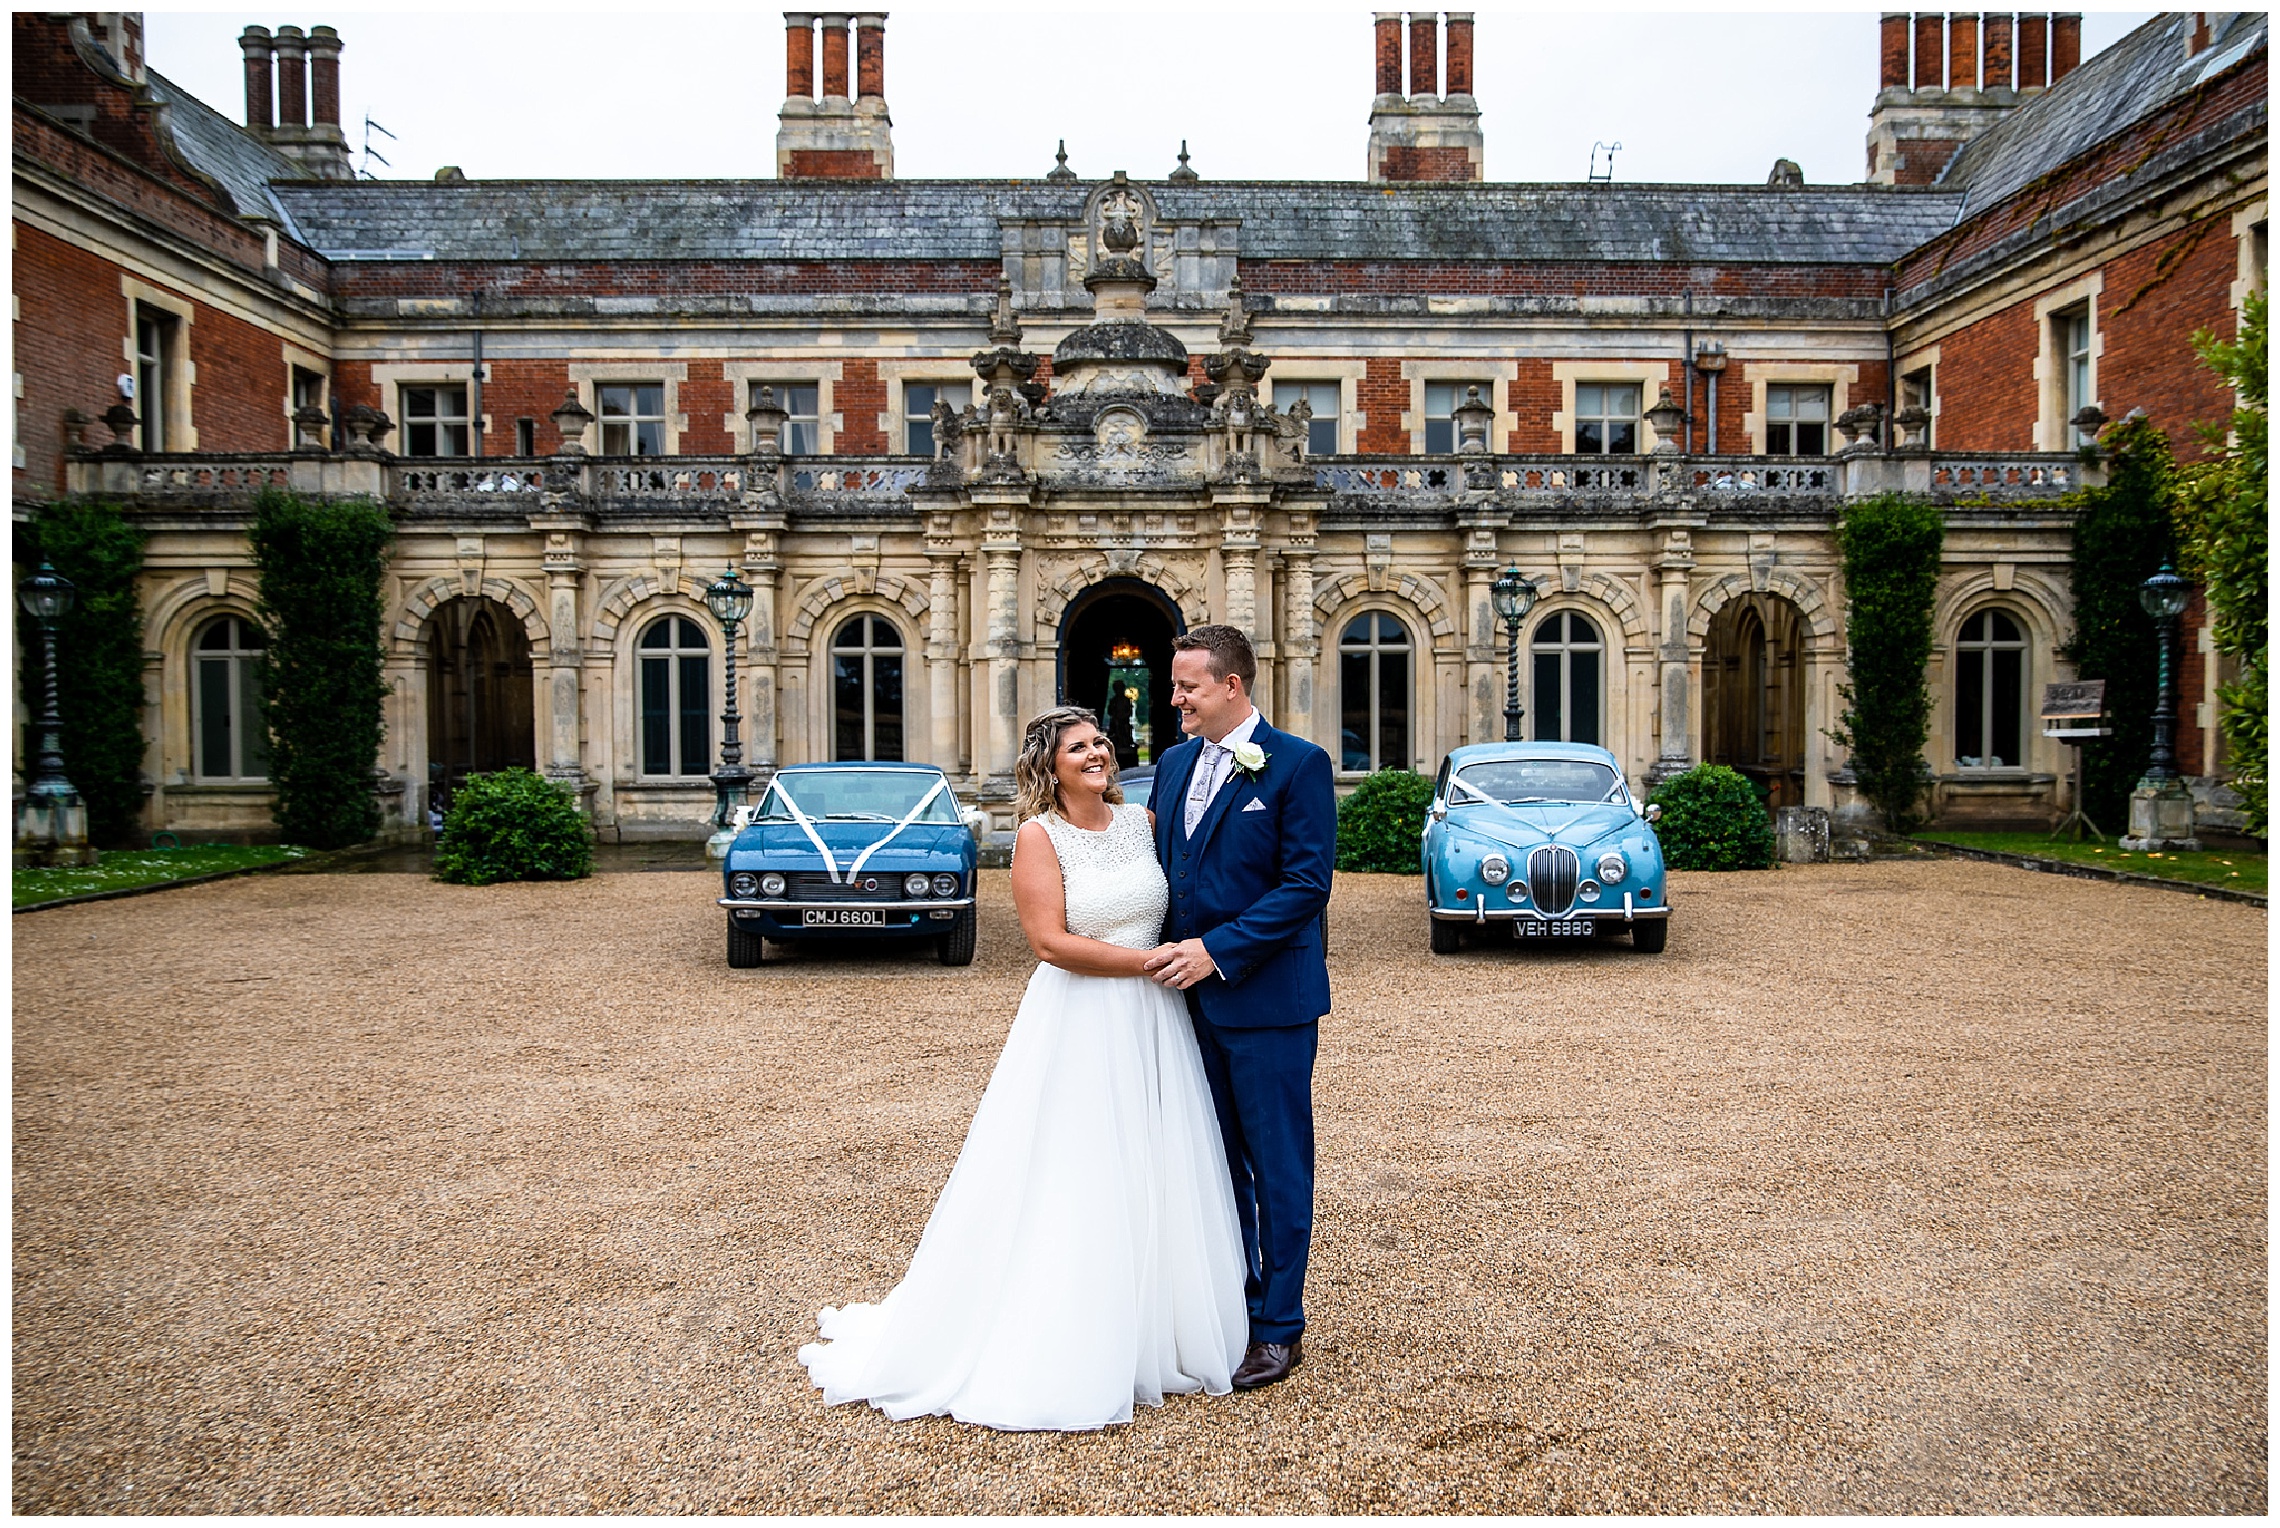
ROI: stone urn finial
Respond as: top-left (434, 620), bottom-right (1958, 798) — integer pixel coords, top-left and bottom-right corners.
top-left (100, 401), bottom-right (140, 453)
top-left (1454, 385), bottom-right (1496, 454)
top-left (1644, 386), bottom-right (1687, 454)
top-left (550, 390), bottom-right (594, 456)
top-left (745, 386), bottom-right (789, 460)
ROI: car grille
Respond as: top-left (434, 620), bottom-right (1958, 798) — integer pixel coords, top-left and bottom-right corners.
top-left (1527, 845), bottom-right (1580, 916)
top-left (782, 870), bottom-right (910, 902)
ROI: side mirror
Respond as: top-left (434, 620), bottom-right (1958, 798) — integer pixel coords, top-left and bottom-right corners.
top-left (1429, 800), bottom-right (1448, 823)
top-left (1643, 803), bottom-right (1662, 823)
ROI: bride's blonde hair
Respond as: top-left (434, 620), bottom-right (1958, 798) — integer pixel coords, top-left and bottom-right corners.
top-left (1012, 706), bottom-right (1124, 823)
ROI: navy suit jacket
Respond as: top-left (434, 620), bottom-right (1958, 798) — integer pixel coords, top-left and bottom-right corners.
top-left (1148, 718), bottom-right (1335, 1029)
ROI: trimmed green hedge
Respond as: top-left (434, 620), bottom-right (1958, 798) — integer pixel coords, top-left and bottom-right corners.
top-left (433, 768), bottom-right (594, 885)
top-left (249, 490), bottom-right (393, 850)
top-left (2170, 288), bottom-right (2267, 835)
top-left (2066, 417), bottom-right (2176, 827)
top-left (1829, 493), bottom-right (1943, 833)
top-left (1335, 768), bottom-right (1435, 873)
top-left (21, 502), bottom-right (147, 847)
top-left (1647, 763), bottom-right (1776, 870)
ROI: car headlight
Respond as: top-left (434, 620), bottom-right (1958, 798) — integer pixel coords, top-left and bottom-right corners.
top-left (932, 872), bottom-right (960, 898)
top-left (904, 873), bottom-right (932, 898)
top-left (1596, 851), bottom-right (1627, 883)
top-left (729, 871), bottom-right (760, 898)
top-left (1577, 879), bottom-right (1602, 902)
top-left (759, 871), bottom-right (787, 897)
top-left (1479, 854), bottom-right (1510, 886)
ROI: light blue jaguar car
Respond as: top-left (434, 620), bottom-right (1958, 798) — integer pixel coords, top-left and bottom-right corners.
top-left (1422, 742), bottom-right (1669, 954)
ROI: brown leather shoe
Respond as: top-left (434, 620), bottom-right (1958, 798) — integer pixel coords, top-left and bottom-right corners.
top-left (1231, 1339), bottom-right (1302, 1390)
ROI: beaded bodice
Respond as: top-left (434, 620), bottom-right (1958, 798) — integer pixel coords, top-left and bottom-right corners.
top-left (1034, 805), bottom-right (1169, 951)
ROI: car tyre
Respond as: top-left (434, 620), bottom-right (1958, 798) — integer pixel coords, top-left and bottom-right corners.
top-left (1631, 918), bottom-right (1669, 954)
top-left (937, 908), bottom-right (977, 967)
top-left (727, 915), bottom-right (768, 968)
top-left (1429, 916), bottom-right (1463, 955)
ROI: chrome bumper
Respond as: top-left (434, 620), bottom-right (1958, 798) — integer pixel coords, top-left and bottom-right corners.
top-left (718, 897), bottom-right (976, 913)
top-left (1427, 899), bottom-right (1668, 924)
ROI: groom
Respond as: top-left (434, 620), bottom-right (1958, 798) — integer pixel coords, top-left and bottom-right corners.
top-left (1143, 624), bottom-right (1334, 1390)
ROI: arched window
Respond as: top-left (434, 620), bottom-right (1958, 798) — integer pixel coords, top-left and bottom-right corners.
top-left (193, 615), bottom-right (268, 780)
top-left (832, 616), bottom-right (905, 761)
top-left (1338, 612), bottom-right (1411, 772)
top-left (638, 615), bottom-right (711, 776)
top-left (1531, 611), bottom-right (1603, 745)
top-left (1955, 608), bottom-right (2026, 769)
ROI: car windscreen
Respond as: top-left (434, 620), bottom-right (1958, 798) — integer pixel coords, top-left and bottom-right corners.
top-left (759, 770), bottom-right (959, 823)
top-left (1453, 759), bottom-right (1623, 805)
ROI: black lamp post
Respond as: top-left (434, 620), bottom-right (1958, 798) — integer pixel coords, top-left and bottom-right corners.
top-left (1489, 561), bottom-right (1539, 742)
top-left (704, 565), bottom-right (756, 832)
top-left (16, 560), bottom-right (88, 863)
top-left (2137, 562), bottom-right (2191, 784)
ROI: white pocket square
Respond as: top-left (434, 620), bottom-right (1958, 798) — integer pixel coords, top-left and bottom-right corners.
top-left (1241, 798), bottom-right (1268, 813)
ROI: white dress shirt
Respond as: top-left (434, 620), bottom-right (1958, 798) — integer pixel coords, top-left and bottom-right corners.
top-left (1183, 707), bottom-right (1263, 837)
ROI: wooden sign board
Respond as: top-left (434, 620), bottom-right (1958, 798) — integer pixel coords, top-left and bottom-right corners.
top-left (2039, 680), bottom-right (2106, 720)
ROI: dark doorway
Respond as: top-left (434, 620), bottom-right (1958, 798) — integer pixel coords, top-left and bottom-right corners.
top-left (1057, 580), bottom-right (1184, 768)
top-left (428, 596), bottom-right (535, 809)
top-left (1703, 593), bottom-right (1805, 811)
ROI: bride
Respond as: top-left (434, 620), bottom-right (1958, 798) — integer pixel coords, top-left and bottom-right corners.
top-left (797, 706), bottom-right (1249, 1431)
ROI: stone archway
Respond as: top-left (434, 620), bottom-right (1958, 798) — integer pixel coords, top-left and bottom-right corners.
top-left (1056, 579), bottom-right (1186, 767)
top-left (427, 596), bottom-right (536, 806)
top-left (1703, 592), bottom-right (1807, 811)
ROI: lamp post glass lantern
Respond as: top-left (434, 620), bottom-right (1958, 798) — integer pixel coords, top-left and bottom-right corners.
top-left (704, 565), bottom-right (756, 836)
top-left (16, 560), bottom-right (92, 864)
top-left (1490, 562), bottom-right (1538, 742)
top-left (2137, 562), bottom-right (2190, 783)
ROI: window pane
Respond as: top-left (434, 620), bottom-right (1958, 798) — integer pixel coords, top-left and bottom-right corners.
top-left (1424, 383), bottom-right (1455, 416)
top-left (1376, 649), bottom-right (1408, 770)
top-left (240, 656), bottom-right (269, 776)
top-left (1569, 648), bottom-right (1600, 746)
top-left (1309, 417), bottom-right (1338, 455)
top-left (1607, 421), bottom-right (1637, 454)
top-left (199, 620), bottom-right (232, 652)
top-left (1339, 651), bottom-right (1372, 771)
top-left (872, 655), bottom-right (904, 761)
top-left (1992, 647), bottom-right (2023, 767)
top-left (1341, 616), bottom-right (1372, 647)
top-left (1611, 385), bottom-right (1640, 415)
top-left (408, 422), bottom-right (438, 456)
top-left (1424, 419), bottom-right (1453, 453)
top-left (441, 422), bottom-right (469, 455)
top-left (678, 654), bottom-right (709, 775)
top-left (641, 657), bottom-right (672, 774)
top-left (1796, 389), bottom-right (1829, 421)
top-left (1956, 650), bottom-right (1986, 765)
top-left (640, 620), bottom-right (672, 649)
top-left (1532, 650), bottom-right (1562, 741)
top-left (636, 386), bottom-right (663, 415)
top-left (1577, 421), bottom-right (1604, 455)
top-left (871, 616), bottom-right (901, 650)
top-left (1378, 612), bottom-right (1405, 644)
top-left (634, 420), bottom-right (664, 456)
top-left (1768, 421), bottom-right (1793, 454)
top-left (1768, 388), bottom-right (1795, 419)
top-left (598, 387), bottom-right (631, 417)
top-left (906, 385), bottom-right (938, 456)
top-left (834, 655), bottom-right (866, 759)
top-left (1990, 610), bottom-right (2022, 643)
top-left (1796, 421), bottom-right (1825, 455)
top-left (1576, 385), bottom-right (1602, 416)
top-left (198, 657), bottom-right (232, 777)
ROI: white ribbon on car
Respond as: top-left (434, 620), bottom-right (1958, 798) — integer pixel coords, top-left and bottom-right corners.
top-left (765, 773), bottom-right (953, 886)
top-left (845, 776), bottom-right (952, 883)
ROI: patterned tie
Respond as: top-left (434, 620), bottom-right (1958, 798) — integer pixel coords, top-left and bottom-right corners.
top-left (1184, 740), bottom-right (1227, 837)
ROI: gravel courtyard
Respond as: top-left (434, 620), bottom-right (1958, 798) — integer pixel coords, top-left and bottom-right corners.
top-left (13, 859), bottom-right (2266, 1513)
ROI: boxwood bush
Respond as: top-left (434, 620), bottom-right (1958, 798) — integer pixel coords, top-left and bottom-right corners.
top-left (433, 767), bottom-right (594, 885)
top-left (1647, 763), bottom-right (1776, 871)
top-left (1335, 768), bottom-right (1435, 873)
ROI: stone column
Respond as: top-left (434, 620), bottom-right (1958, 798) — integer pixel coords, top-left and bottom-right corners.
top-left (741, 531), bottom-right (782, 772)
top-left (542, 534), bottom-right (585, 781)
top-left (984, 547), bottom-right (1022, 777)
top-left (1280, 522), bottom-right (1318, 747)
top-left (927, 541), bottom-right (961, 772)
top-left (1461, 508), bottom-right (1502, 744)
top-left (1647, 526), bottom-right (1697, 785)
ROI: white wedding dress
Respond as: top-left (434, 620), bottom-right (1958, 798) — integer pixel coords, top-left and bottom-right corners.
top-left (797, 803), bottom-right (1250, 1431)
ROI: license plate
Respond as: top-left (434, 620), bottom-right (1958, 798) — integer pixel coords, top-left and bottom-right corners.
top-left (1518, 918), bottom-right (1594, 938)
top-left (803, 909), bottom-right (887, 927)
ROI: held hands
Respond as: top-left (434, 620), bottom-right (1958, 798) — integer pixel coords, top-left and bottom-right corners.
top-left (1143, 938), bottom-right (1217, 991)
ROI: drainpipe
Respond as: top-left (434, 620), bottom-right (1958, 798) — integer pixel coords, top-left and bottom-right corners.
top-left (1682, 289), bottom-right (1694, 454)
top-left (470, 289), bottom-right (485, 458)
top-left (1884, 284), bottom-right (1896, 442)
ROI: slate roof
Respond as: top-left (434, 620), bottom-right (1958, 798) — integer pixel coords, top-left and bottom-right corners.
top-left (1939, 10), bottom-right (2269, 204)
top-left (142, 68), bottom-right (309, 240)
top-left (266, 179), bottom-right (1964, 266)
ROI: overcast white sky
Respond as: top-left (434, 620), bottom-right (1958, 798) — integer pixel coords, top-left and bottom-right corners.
top-left (142, 5), bottom-right (2155, 188)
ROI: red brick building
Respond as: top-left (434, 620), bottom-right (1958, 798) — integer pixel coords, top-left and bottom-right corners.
top-left (11, 11), bottom-right (2266, 844)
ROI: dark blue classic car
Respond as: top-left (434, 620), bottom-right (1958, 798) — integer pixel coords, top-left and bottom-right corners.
top-left (718, 763), bottom-right (979, 968)
top-left (1422, 742), bottom-right (1670, 954)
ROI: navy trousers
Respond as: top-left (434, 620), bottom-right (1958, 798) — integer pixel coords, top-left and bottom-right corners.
top-left (1187, 1002), bottom-right (1318, 1346)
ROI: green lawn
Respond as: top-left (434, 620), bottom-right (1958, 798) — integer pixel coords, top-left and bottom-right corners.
top-left (13, 844), bottom-right (311, 908)
top-left (1913, 830), bottom-right (2266, 894)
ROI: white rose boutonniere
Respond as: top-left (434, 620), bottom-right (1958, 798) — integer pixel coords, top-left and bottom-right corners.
top-left (1229, 739), bottom-right (1269, 781)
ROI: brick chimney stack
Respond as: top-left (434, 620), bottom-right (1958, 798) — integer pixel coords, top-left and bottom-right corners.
top-left (241, 20), bottom-right (353, 180)
top-left (240, 25), bottom-right (273, 130)
top-left (1866, 13), bottom-right (2086, 185)
top-left (777, 9), bottom-right (894, 178)
top-left (1366, 11), bottom-right (1484, 182)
